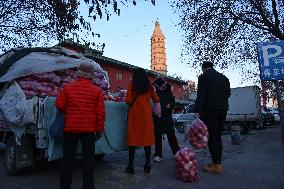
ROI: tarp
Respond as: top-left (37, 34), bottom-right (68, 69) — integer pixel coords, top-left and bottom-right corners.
top-left (0, 47), bottom-right (109, 83)
top-left (0, 81), bottom-right (27, 125)
top-left (0, 53), bottom-right (108, 83)
top-left (0, 81), bottom-right (38, 139)
top-left (45, 97), bottom-right (129, 161)
top-left (0, 81), bottom-right (37, 126)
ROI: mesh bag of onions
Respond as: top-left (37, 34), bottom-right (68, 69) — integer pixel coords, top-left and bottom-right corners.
top-left (174, 147), bottom-right (199, 182)
top-left (188, 118), bottom-right (209, 149)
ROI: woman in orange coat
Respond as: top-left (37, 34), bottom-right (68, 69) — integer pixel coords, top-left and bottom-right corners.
top-left (125, 68), bottom-right (159, 174)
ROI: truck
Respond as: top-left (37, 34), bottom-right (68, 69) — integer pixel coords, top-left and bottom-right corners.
top-left (0, 47), bottom-right (129, 175)
top-left (175, 86), bottom-right (263, 133)
top-left (0, 96), bottom-right (129, 175)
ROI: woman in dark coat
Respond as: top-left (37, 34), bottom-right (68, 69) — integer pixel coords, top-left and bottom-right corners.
top-left (153, 77), bottom-right (180, 162)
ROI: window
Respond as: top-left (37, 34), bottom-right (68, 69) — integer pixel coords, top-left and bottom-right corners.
top-left (116, 72), bottom-right (123, 80)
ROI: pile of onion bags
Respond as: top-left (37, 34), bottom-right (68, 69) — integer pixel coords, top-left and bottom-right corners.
top-left (103, 90), bottom-right (115, 101)
top-left (188, 118), bottom-right (209, 149)
top-left (113, 90), bottom-right (127, 102)
top-left (17, 69), bottom-right (112, 100)
top-left (17, 69), bottom-right (77, 99)
top-left (175, 147), bottom-right (199, 182)
top-left (92, 72), bottom-right (109, 90)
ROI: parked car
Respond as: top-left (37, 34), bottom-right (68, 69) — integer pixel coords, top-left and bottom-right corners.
top-left (261, 108), bottom-right (274, 126)
top-left (174, 104), bottom-right (195, 133)
top-left (267, 107), bottom-right (280, 123)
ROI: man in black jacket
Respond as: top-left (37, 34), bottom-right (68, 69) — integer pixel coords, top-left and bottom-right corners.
top-left (194, 61), bottom-right (230, 174)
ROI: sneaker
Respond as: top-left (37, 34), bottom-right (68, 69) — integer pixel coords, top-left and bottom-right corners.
top-left (153, 156), bottom-right (163, 162)
top-left (203, 163), bottom-right (223, 174)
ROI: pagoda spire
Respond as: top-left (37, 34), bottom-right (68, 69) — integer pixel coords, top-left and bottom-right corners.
top-left (150, 21), bottom-right (167, 75)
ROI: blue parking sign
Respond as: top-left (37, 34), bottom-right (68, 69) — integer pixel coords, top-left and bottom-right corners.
top-left (257, 40), bottom-right (284, 80)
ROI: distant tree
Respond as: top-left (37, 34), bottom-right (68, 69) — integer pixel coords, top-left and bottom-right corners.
top-left (172, 0), bottom-right (284, 82)
top-left (262, 80), bottom-right (284, 102)
top-left (184, 80), bottom-right (196, 100)
top-left (0, 0), bottom-right (155, 51)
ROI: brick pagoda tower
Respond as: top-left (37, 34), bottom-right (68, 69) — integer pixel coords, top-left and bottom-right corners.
top-left (150, 21), bottom-right (167, 75)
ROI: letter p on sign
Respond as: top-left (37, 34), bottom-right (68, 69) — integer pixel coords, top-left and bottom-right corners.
top-left (262, 45), bottom-right (282, 66)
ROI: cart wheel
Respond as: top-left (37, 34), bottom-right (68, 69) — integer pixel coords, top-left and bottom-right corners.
top-left (95, 154), bottom-right (105, 160)
top-left (5, 135), bottom-right (19, 176)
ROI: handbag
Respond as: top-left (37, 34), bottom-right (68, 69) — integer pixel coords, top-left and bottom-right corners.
top-left (125, 95), bottom-right (138, 121)
top-left (49, 110), bottom-right (64, 140)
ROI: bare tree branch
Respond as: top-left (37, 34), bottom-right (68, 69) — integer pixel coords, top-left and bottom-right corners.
top-left (0, 0), bottom-right (156, 51)
top-left (249, 0), bottom-right (274, 30)
top-left (271, 0), bottom-right (280, 27)
top-left (172, 0), bottom-right (284, 81)
top-left (230, 11), bottom-right (270, 32)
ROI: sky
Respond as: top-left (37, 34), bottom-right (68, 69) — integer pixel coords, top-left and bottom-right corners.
top-left (78, 0), bottom-right (254, 88)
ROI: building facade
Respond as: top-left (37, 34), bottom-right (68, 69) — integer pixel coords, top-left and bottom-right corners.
top-left (60, 31), bottom-right (186, 99)
top-left (92, 55), bottom-right (185, 100)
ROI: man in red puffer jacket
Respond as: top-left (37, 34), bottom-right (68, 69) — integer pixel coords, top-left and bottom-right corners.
top-left (55, 62), bottom-right (105, 189)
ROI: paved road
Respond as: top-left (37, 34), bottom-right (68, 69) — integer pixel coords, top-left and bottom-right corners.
top-left (0, 126), bottom-right (283, 189)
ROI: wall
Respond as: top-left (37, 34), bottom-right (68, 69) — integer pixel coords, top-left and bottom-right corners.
top-left (99, 63), bottom-right (185, 99)
top-left (99, 64), bottom-right (133, 92)
top-left (170, 82), bottom-right (185, 100)
top-left (61, 43), bottom-right (185, 99)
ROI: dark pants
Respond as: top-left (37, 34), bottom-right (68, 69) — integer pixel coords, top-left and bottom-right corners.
top-left (202, 111), bottom-right (227, 164)
top-left (128, 146), bottom-right (151, 165)
top-left (60, 133), bottom-right (95, 189)
top-left (154, 131), bottom-right (180, 157)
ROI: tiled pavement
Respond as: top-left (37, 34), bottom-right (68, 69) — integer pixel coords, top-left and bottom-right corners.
top-left (0, 126), bottom-right (283, 189)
